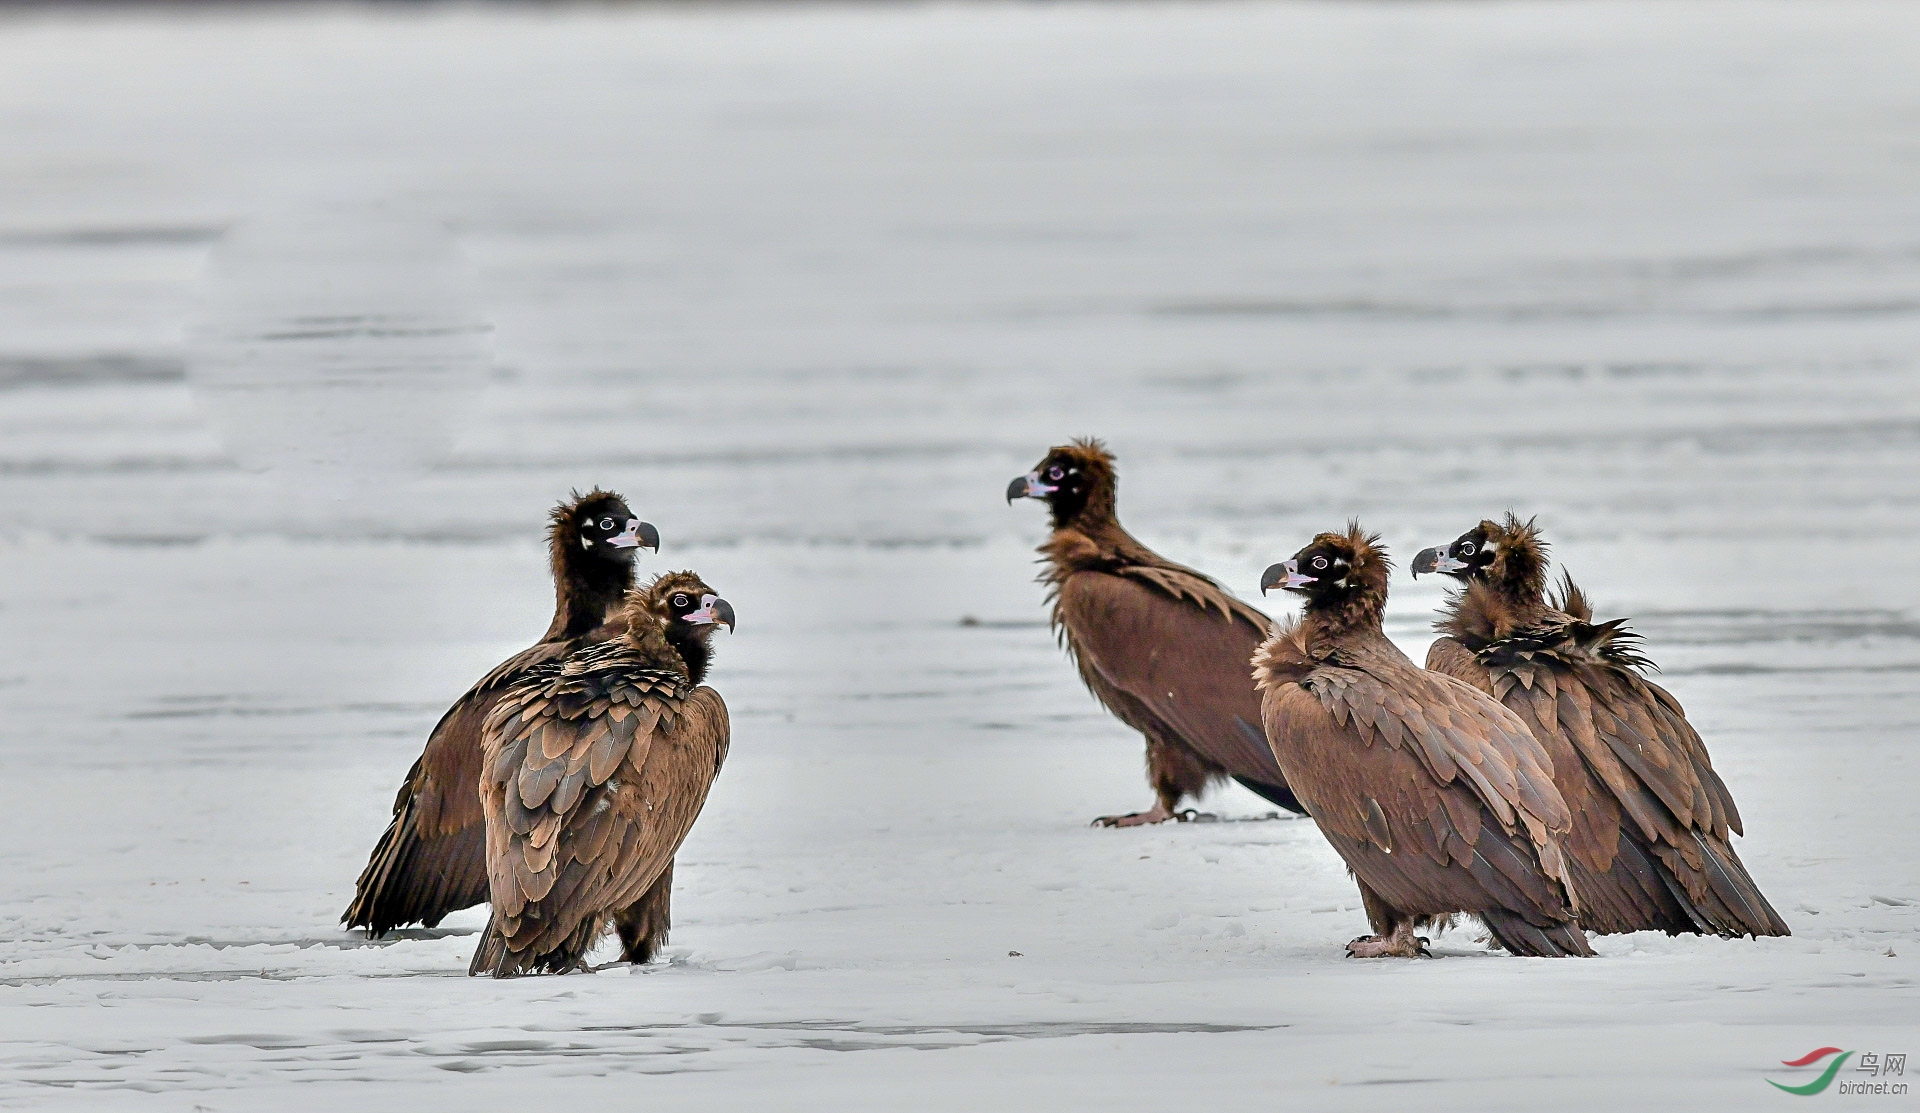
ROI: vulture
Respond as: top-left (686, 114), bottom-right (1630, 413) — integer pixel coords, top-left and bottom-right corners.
top-left (1008, 439), bottom-right (1303, 826)
top-left (1253, 524), bottom-right (1592, 958)
top-left (469, 571), bottom-right (735, 977)
top-left (343, 489), bottom-right (659, 937)
top-left (1411, 515), bottom-right (1788, 938)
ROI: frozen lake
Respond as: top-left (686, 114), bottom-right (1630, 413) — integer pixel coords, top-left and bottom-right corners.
top-left (1, 1), bottom-right (1917, 1107)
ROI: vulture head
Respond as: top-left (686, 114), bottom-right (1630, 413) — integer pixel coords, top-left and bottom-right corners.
top-left (1411, 513), bottom-right (1548, 601)
top-left (552, 488), bottom-right (660, 567)
top-left (1007, 438), bottom-right (1117, 529)
top-left (640, 570), bottom-right (735, 684)
top-left (1261, 523), bottom-right (1391, 620)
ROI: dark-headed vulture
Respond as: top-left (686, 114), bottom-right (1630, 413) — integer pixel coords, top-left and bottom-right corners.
top-left (1008, 439), bottom-right (1303, 826)
top-left (468, 571), bottom-right (734, 977)
top-left (343, 490), bottom-right (659, 937)
top-left (1253, 524), bottom-right (1591, 958)
top-left (1411, 515), bottom-right (1788, 938)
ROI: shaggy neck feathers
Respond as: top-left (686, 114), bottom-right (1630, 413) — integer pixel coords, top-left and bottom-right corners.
top-left (667, 627), bottom-right (715, 686)
top-left (545, 500), bottom-right (635, 642)
top-left (1037, 515), bottom-right (1163, 580)
top-left (1488, 518), bottom-right (1549, 602)
top-left (615, 596), bottom-right (690, 678)
top-left (1438, 581), bottom-right (1551, 645)
top-left (1297, 528), bottom-right (1391, 641)
top-left (1437, 518), bottom-right (1555, 644)
top-left (1048, 474), bottom-right (1117, 532)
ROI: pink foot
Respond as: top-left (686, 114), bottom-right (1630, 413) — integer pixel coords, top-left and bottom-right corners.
top-left (1093, 803), bottom-right (1174, 828)
top-left (1346, 928), bottom-right (1432, 959)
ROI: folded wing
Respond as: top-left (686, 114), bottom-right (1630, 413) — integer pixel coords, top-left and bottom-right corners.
top-left (1057, 569), bottom-right (1295, 800)
top-left (1262, 653), bottom-right (1587, 956)
top-left (343, 638), bottom-right (574, 935)
top-left (472, 649), bottom-right (729, 976)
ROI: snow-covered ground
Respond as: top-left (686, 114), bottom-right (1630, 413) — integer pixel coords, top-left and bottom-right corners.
top-left (2, 1), bottom-right (1918, 1108)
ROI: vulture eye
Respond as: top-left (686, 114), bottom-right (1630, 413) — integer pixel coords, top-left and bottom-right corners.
top-left (672, 594), bottom-right (690, 608)
top-left (1458, 541), bottom-right (1477, 556)
top-left (1311, 556), bottom-right (1328, 570)
top-left (599, 517), bottom-right (615, 531)
top-left (1047, 465), bottom-right (1064, 481)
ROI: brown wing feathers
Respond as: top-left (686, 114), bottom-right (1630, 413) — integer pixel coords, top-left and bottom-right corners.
top-left (349, 456), bottom-right (1783, 973)
top-left (1425, 515), bottom-right (1786, 938)
top-left (1255, 525), bottom-right (1592, 957)
top-left (470, 573), bottom-right (733, 977)
top-left (343, 490), bottom-right (646, 937)
top-left (1019, 440), bottom-right (1303, 817)
top-left (473, 652), bottom-right (664, 973)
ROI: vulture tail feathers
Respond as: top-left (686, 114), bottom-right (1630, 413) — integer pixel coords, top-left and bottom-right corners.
top-left (1230, 774), bottom-right (1307, 816)
top-left (343, 797), bottom-right (488, 937)
top-left (469, 915), bottom-right (601, 978)
top-left (1567, 835), bottom-right (1701, 936)
top-left (1662, 833), bottom-right (1791, 938)
top-left (342, 799), bottom-right (420, 936)
top-left (1478, 910), bottom-right (1594, 958)
top-left (1229, 718), bottom-right (1308, 814)
top-left (468, 914), bottom-right (510, 977)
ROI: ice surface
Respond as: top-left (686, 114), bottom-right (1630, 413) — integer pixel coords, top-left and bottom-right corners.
top-left (186, 209), bottom-right (491, 500)
top-left (0, 1), bottom-right (1916, 1109)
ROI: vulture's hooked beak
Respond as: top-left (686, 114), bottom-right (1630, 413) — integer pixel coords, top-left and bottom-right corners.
top-left (1006, 472), bottom-right (1056, 503)
top-left (1410, 546), bottom-right (1464, 578)
top-left (609, 519), bottom-right (661, 551)
top-left (1260, 559), bottom-right (1316, 595)
top-left (684, 594), bottom-right (736, 632)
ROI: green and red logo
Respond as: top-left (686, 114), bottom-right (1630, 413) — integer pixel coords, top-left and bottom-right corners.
top-left (1770, 1048), bottom-right (1853, 1095)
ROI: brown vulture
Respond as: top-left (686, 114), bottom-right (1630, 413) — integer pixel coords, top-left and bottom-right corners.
top-left (343, 490), bottom-right (659, 937)
top-left (1253, 524), bottom-right (1591, 958)
top-left (1007, 439), bottom-right (1303, 826)
top-left (469, 571), bottom-right (734, 977)
top-left (1411, 515), bottom-right (1788, 938)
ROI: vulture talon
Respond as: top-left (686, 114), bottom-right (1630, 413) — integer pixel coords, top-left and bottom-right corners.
top-left (1093, 803), bottom-right (1174, 828)
top-left (1345, 927), bottom-right (1434, 960)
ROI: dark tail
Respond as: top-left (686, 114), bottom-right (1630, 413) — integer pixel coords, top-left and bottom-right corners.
top-left (1231, 775), bottom-right (1307, 816)
top-left (468, 913), bottom-right (512, 977)
top-left (342, 777), bottom-right (488, 937)
top-left (1228, 721), bottom-right (1308, 815)
top-left (1479, 910), bottom-right (1595, 957)
top-left (1656, 833), bottom-right (1791, 938)
top-left (1567, 834), bottom-right (1701, 936)
top-left (469, 912), bottom-right (602, 978)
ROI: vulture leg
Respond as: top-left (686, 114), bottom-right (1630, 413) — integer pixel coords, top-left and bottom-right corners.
top-left (1346, 880), bottom-right (1432, 959)
top-left (613, 862), bottom-right (674, 965)
top-left (1094, 730), bottom-right (1217, 827)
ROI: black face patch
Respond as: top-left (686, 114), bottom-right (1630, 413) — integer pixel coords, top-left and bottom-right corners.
top-left (576, 498), bottom-right (636, 555)
top-left (1274, 537), bottom-right (1363, 605)
top-left (1301, 544), bottom-right (1350, 586)
top-left (1446, 526), bottom-right (1496, 578)
top-left (1042, 454), bottom-right (1083, 492)
top-left (653, 578), bottom-right (715, 624)
top-left (1028, 452), bottom-right (1093, 519)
